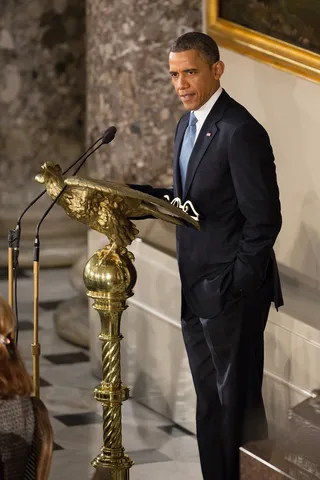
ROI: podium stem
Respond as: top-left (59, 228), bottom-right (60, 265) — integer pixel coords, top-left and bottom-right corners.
top-left (84, 246), bottom-right (136, 478)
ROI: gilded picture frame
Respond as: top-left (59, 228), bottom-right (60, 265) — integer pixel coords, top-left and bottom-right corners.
top-left (206, 0), bottom-right (320, 84)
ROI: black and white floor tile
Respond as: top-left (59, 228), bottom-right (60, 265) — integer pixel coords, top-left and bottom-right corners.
top-left (0, 267), bottom-right (201, 479)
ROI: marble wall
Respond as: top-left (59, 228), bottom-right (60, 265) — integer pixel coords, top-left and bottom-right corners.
top-left (86, 0), bottom-right (201, 186)
top-left (0, 0), bottom-right (87, 265)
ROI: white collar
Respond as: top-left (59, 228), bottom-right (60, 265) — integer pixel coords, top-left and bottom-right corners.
top-left (193, 86), bottom-right (223, 126)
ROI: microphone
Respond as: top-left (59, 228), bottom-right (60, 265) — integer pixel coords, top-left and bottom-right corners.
top-left (18, 126), bottom-right (116, 225)
top-left (35, 125), bottom-right (117, 242)
top-left (101, 126), bottom-right (117, 144)
top-left (33, 125), bottom-right (117, 264)
top-left (71, 126), bottom-right (117, 177)
top-left (8, 126), bottom-right (117, 261)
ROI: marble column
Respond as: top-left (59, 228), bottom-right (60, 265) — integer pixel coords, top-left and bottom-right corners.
top-left (86, 0), bottom-right (202, 374)
top-left (86, 0), bottom-right (202, 185)
top-left (0, 0), bottom-right (87, 266)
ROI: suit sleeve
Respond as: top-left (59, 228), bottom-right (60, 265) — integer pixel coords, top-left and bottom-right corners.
top-left (127, 184), bottom-right (174, 220)
top-left (128, 183), bottom-right (173, 201)
top-left (128, 184), bottom-right (173, 199)
top-left (228, 121), bottom-right (282, 292)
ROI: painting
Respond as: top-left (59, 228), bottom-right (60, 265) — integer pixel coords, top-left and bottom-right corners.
top-left (206, 0), bottom-right (320, 83)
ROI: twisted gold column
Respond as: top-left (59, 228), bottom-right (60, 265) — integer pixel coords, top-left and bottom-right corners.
top-left (84, 246), bottom-right (136, 479)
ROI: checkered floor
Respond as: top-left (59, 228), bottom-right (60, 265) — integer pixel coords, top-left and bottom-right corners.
top-left (0, 267), bottom-right (201, 479)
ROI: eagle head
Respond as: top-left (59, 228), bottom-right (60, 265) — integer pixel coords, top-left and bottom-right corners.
top-left (35, 162), bottom-right (63, 185)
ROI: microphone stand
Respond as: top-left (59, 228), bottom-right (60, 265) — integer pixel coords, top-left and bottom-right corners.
top-left (32, 183), bottom-right (70, 398)
top-left (31, 129), bottom-right (117, 397)
top-left (32, 235), bottom-right (41, 399)
top-left (8, 242), bottom-right (13, 308)
top-left (7, 130), bottom-right (107, 345)
top-left (7, 227), bottom-right (21, 342)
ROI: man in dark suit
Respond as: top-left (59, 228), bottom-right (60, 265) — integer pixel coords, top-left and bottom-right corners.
top-left (131, 32), bottom-right (283, 480)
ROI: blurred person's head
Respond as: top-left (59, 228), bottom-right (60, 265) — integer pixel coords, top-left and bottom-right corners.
top-left (0, 296), bottom-right (33, 398)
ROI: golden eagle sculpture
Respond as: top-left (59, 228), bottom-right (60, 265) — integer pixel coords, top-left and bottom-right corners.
top-left (35, 162), bottom-right (199, 251)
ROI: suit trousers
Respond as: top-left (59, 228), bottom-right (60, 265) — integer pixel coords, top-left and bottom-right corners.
top-left (181, 270), bottom-right (273, 480)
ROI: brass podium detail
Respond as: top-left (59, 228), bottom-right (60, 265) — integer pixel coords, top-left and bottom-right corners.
top-left (84, 246), bottom-right (136, 476)
top-left (36, 161), bottom-right (199, 478)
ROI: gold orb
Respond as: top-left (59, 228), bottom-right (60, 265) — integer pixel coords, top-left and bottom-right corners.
top-left (83, 248), bottom-right (136, 298)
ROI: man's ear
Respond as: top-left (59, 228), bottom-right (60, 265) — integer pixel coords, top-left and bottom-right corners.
top-left (213, 61), bottom-right (225, 80)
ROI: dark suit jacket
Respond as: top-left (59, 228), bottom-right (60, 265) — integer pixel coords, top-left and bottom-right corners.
top-left (133, 90), bottom-right (283, 318)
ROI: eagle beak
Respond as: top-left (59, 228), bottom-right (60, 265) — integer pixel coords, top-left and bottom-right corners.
top-left (35, 163), bottom-right (48, 183)
top-left (35, 173), bottom-right (45, 184)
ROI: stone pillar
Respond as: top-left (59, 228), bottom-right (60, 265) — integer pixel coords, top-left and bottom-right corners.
top-left (86, 0), bottom-right (202, 375)
top-left (0, 0), bottom-right (87, 267)
top-left (86, 0), bottom-right (202, 185)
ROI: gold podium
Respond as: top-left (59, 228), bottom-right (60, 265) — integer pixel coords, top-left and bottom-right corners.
top-left (36, 162), bottom-right (199, 479)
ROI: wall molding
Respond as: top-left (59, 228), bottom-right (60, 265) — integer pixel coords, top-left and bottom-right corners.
top-left (264, 369), bottom-right (316, 399)
top-left (128, 297), bottom-right (181, 329)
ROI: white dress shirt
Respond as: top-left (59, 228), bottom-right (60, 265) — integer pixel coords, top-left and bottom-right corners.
top-left (193, 86), bottom-right (223, 141)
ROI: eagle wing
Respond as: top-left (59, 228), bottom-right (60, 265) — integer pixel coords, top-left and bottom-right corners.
top-left (65, 176), bottom-right (199, 230)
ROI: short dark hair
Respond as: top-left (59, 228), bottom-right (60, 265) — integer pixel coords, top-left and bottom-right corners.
top-left (170, 31), bottom-right (220, 65)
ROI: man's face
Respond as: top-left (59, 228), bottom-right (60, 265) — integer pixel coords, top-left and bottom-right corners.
top-left (169, 49), bottom-right (224, 111)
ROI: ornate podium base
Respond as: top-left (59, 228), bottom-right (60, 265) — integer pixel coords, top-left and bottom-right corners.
top-left (83, 245), bottom-right (136, 478)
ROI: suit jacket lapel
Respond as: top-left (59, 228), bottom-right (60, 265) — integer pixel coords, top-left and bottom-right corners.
top-left (183, 120), bottom-right (218, 200)
top-left (183, 90), bottom-right (230, 200)
top-left (173, 115), bottom-right (188, 198)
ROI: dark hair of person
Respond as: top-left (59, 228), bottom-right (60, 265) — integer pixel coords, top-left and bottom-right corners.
top-left (0, 296), bottom-right (33, 398)
top-left (170, 31), bottom-right (220, 65)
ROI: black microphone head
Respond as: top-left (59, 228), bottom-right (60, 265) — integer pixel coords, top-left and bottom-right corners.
top-left (102, 126), bottom-right (117, 144)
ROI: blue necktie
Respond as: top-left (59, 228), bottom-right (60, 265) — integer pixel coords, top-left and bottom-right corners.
top-left (179, 111), bottom-right (198, 194)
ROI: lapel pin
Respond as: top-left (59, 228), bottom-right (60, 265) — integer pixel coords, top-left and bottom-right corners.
top-left (206, 132), bottom-right (212, 137)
